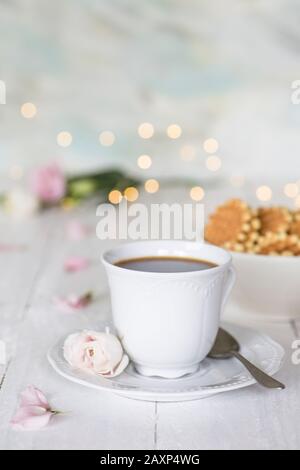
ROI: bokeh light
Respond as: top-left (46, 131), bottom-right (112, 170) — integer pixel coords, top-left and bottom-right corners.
top-left (190, 186), bottom-right (205, 201)
top-left (206, 155), bottom-right (222, 172)
top-left (256, 185), bottom-right (272, 202)
top-left (57, 131), bottom-right (73, 147)
top-left (203, 138), bottom-right (219, 154)
top-left (167, 124), bottom-right (182, 139)
top-left (21, 102), bottom-right (37, 119)
top-left (99, 131), bottom-right (115, 147)
top-left (284, 183), bottom-right (299, 199)
top-left (124, 187), bottom-right (139, 202)
top-left (108, 190), bottom-right (123, 204)
top-left (138, 122), bottom-right (154, 139)
top-left (137, 155), bottom-right (152, 169)
top-left (145, 179), bottom-right (159, 194)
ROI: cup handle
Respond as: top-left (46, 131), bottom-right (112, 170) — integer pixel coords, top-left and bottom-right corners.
top-left (221, 266), bottom-right (236, 313)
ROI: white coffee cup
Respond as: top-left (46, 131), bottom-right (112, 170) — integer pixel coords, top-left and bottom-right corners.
top-left (102, 241), bottom-right (236, 379)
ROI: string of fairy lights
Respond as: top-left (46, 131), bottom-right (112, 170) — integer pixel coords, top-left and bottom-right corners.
top-left (15, 101), bottom-right (300, 208)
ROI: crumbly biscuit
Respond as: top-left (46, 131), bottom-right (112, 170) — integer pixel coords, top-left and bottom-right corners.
top-left (205, 200), bottom-right (300, 256)
top-left (258, 208), bottom-right (292, 235)
top-left (205, 199), bottom-right (257, 247)
top-left (257, 233), bottom-right (300, 255)
top-left (289, 218), bottom-right (300, 237)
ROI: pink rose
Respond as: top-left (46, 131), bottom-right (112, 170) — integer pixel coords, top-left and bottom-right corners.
top-left (30, 163), bottom-right (66, 204)
top-left (11, 386), bottom-right (60, 431)
top-left (63, 330), bottom-right (129, 378)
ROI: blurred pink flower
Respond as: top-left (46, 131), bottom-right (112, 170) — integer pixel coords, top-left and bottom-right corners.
top-left (66, 220), bottom-right (90, 241)
top-left (30, 163), bottom-right (66, 204)
top-left (11, 386), bottom-right (59, 431)
top-left (64, 256), bottom-right (90, 273)
top-left (54, 292), bottom-right (93, 313)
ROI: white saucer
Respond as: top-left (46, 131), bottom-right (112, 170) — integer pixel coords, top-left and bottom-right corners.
top-left (47, 324), bottom-right (285, 402)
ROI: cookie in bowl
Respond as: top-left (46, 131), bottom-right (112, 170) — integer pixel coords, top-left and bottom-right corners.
top-left (205, 200), bottom-right (300, 320)
top-left (205, 199), bottom-right (300, 256)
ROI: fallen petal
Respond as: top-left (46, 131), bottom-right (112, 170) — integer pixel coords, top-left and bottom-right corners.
top-left (20, 386), bottom-right (49, 409)
top-left (54, 292), bottom-right (93, 313)
top-left (11, 406), bottom-right (53, 431)
top-left (64, 256), bottom-right (90, 273)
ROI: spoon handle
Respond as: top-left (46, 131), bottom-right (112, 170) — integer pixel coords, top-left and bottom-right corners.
top-left (231, 351), bottom-right (285, 390)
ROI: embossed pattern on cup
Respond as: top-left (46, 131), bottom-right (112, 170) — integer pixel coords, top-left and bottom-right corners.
top-left (103, 241), bottom-right (236, 378)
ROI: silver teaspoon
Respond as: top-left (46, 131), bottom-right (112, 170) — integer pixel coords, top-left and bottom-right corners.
top-left (208, 328), bottom-right (285, 390)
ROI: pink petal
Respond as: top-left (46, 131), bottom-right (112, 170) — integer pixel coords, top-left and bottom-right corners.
top-left (102, 354), bottom-right (129, 378)
top-left (66, 221), bottom-right (90, 241)
top-left (20, 386), bottom-right (49, 408)
top-left (54, 292), bottom-right (93, 313)
top-left (64, 256), bottom-right (90, 273)
top-left (54, 297), bottom-right (76, 314)
top-left (11, 406), bottom-right (53, 431)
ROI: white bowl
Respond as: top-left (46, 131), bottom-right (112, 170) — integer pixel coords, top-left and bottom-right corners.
top-left (227, 252), bottom-right (300, 321)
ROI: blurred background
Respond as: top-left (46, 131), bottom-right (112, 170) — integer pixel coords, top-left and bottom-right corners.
top-left (1, 0), bottom-right (300, 205)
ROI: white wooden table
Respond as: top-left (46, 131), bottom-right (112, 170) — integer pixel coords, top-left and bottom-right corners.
top-left (0, 191), bottom-right (299, 450)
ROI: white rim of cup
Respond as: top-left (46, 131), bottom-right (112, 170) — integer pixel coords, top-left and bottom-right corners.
top-left (102, 241), bottom-right (232, 279)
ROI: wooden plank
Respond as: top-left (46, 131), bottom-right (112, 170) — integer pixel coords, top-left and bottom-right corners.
top-left (0, 215), bottom-right (54, 389)
top-left (0, 210), bottom-right (156, 450)
top-left (1, 203), bottom-right (300, 450)
top-left (156, 321), bottom-right (300, 450)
